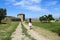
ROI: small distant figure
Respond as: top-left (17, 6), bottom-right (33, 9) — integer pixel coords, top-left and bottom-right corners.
top-left (28, 18), bottom-right (32, 29)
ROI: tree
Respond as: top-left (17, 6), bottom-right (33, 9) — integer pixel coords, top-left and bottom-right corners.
top-left (39, 15), bottom-right (47, 22)
top-left (0, 8), bottom-right (7, 23)
top-left (39, 14), bottom-right (54, 22)
top-left (47, 14), bottom-right (54, 21)
top-left (39, 17), bottom-right (43, 21)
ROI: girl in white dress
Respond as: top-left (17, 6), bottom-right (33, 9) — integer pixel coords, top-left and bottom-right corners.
top-left (28, 18), bottom-right (32, 29)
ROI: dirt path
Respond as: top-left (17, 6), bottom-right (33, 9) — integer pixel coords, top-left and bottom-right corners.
top-left (11, 22), bottom-right (31, 40)
top-left (11, 22), bottom-right (60, 40)
top-left (23, 22), bottom-right (60, 40)
top-left (23, 22), bottom-right (49, 40)
top-left (11, 22), bottom-right (22, 40)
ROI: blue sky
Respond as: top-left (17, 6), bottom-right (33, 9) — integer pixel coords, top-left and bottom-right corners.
top-left (0, 0), bottom-right (60, 18)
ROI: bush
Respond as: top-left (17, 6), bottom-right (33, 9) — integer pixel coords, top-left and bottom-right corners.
top-left (11, 18), bottom-right (21, 21)
top-left (1, 17), bottom-right (11, 24)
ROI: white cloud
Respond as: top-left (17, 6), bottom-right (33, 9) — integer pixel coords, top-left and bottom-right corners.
top-left (25, 6), bottom-right (45, 11)
top-left (13, 0), bottom-right (29, 6)
top-left (27, 6), bottom-right (41, 11)
top-left (5, 0), bottom-right (48, 12)
top-left (14, 0), bottom-right (41, 6)
top-left (29, 0), bottom-right (41, 3)
top-left (13, 0), bottom-right (43, 11)
top-left (14, 1), bottom-right (25, 6)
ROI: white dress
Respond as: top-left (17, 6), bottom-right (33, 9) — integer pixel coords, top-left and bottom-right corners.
top-left (29, 22), bottom-right (32, 27)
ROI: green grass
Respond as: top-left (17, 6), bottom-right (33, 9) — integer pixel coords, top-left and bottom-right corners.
top-left (33, 22), bottom-right (60, 36)
top-left (21, 23), bottom-right (36, 40)
top-left (0, 22), bottom-right (19, 40)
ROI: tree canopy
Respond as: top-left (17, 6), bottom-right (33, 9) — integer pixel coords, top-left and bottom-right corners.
top-left (0, 8), bottom-right (7, 23)
top-left (39, 14), bottom-right (54, 22)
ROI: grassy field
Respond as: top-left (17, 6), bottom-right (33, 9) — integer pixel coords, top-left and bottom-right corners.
top-left (33, 22), bottom-right (60, 36)
top-left (0, 22), bottom-right (19, 40)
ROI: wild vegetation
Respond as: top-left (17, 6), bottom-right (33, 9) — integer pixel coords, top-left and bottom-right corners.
top-left (5, 16), bottom-right (21, 21)
top-left (33, 22), bottom-right (60, 36)
top-left (0, 21), bottom-right (19, 40)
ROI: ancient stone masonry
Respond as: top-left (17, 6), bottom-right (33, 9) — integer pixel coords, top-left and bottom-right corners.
top-left (17, 13), bottom-right (25, 21)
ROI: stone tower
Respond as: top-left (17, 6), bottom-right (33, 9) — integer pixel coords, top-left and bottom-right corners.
top-left (17, 13), bottom-right (25, 21)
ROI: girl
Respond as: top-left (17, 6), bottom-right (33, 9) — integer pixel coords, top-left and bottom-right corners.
top-left (28, 18), bottom-right (32, 29)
